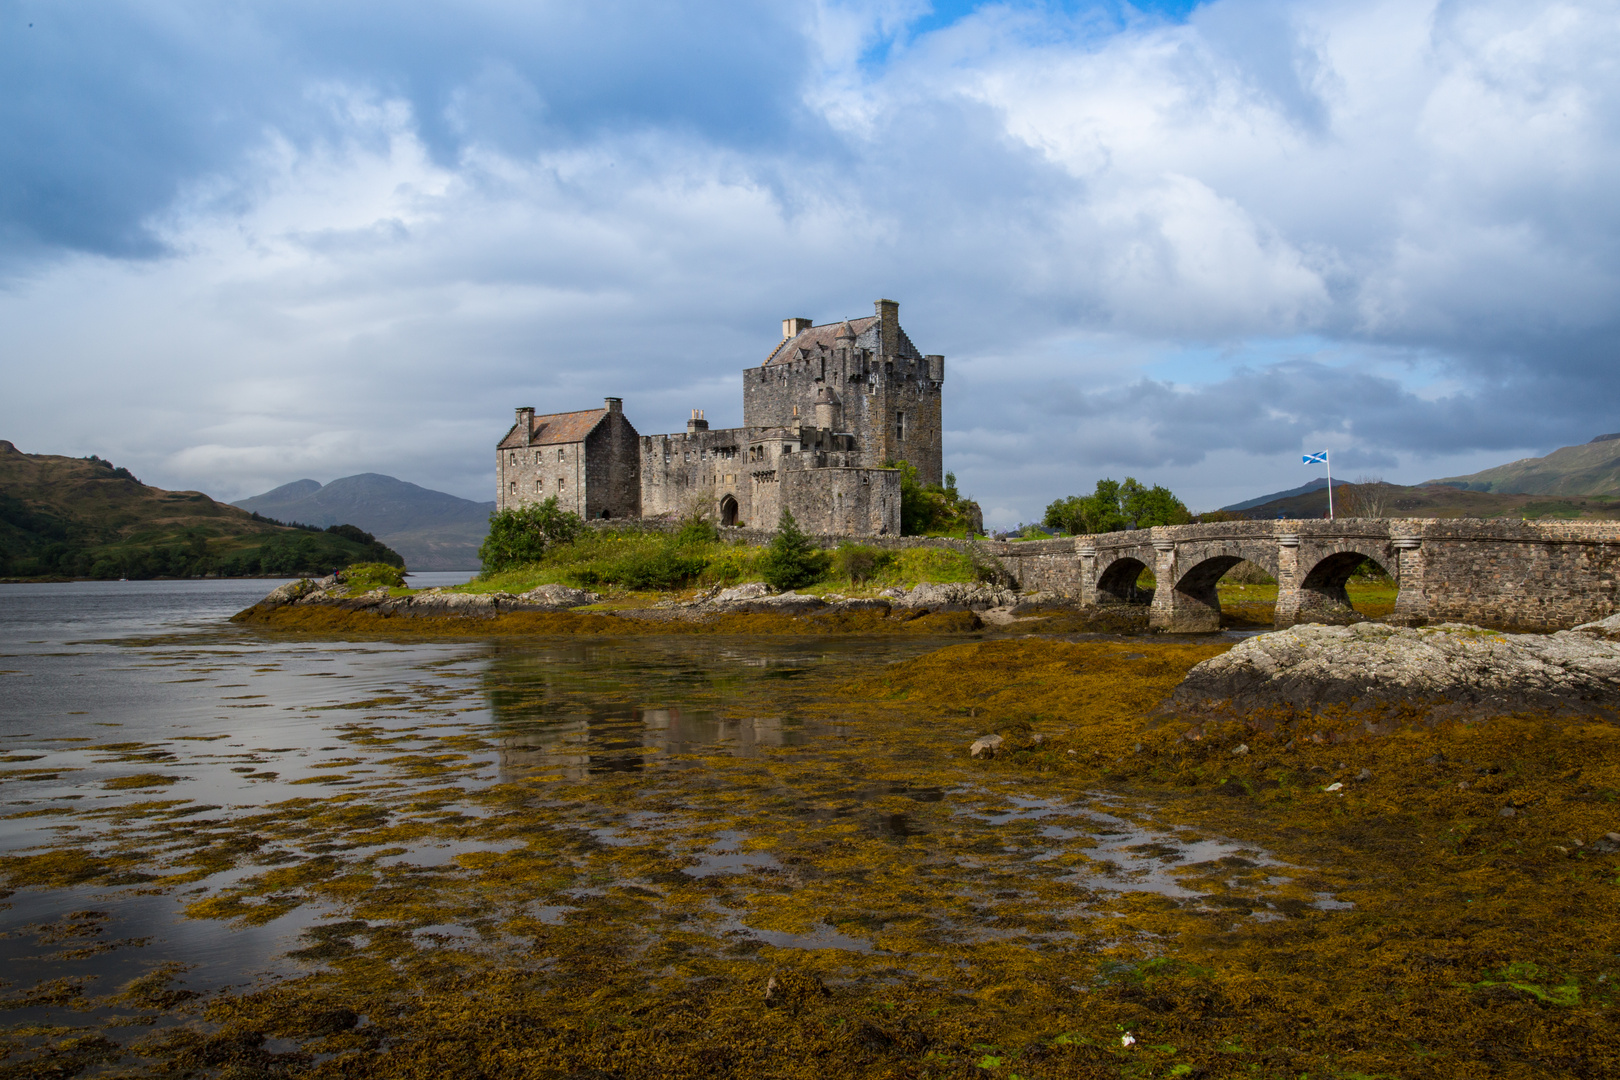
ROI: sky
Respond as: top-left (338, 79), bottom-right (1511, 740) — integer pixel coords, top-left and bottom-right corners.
top-left (3, 0), bottom-right (1618, 527)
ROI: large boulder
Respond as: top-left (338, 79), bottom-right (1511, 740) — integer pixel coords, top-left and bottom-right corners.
top-left (516, 584), bottom-right (602, 609)
top-left (1170, 621), bottom-right (1620, 718)
top-left (893, 582), bottom-right (1020, 612)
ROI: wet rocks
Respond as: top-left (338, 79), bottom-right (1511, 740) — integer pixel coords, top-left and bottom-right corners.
top-left (256, 578), bottom-right (321, 609)
top-left (1169, 621), bottom-right (1620, 718)
top-left (1573, 612), bottom-right (1620, 640)
top-left (969, 734), bottom-right (1004, 758)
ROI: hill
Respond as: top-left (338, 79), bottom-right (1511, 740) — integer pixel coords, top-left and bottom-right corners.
top-left (1220, 477), bottom-right (1349, 512)
top-left (0, 441), bottom-right (402, 580)
top-left (1426, 433), bottom-right (1620, 496)
top-left (233, 473), bottom-right (493, 571)
top-left (1229, 479), bottom-right (1620, 521)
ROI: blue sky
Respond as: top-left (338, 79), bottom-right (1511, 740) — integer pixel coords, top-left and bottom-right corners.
top-left (3, 0), bottom-right (1618, 525)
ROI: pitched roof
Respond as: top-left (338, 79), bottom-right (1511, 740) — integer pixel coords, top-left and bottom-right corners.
top-left (763, 314), bottom-right (924, 366)
top-left (764, 316), bottom-right (879, 366)
top-left (498, 408), bottom-right (607, 449)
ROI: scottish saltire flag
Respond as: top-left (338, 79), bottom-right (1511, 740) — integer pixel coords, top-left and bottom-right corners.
top-left (1302, 450), bottom-right (1328, 464)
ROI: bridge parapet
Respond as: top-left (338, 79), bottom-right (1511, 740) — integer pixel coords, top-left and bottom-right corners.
top-left (987, 518), bottom-right (1620, 633)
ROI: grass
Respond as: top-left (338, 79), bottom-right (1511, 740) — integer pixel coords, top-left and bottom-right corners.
top-left (450, 534), bottom-right (990, 600)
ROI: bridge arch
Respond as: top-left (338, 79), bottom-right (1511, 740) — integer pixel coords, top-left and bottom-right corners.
top-left (1095, 555), bottom-right (1154, 604)
top-left (1285, 544), bottom-right (1396, 625)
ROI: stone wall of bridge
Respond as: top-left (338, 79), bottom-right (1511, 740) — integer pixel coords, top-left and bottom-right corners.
top-left (983, 519), bottom-right (1620, 633)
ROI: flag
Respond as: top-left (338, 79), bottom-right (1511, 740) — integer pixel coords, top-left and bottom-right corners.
top-left (1302, 450), bottom-right (1328, 464)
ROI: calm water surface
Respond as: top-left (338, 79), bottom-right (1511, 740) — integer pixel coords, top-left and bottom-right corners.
top-left (0, 580), bottom-right (949, 1026)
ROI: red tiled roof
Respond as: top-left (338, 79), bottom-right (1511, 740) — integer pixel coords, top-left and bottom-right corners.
top-left (497, 408), bottom-right (607, 449)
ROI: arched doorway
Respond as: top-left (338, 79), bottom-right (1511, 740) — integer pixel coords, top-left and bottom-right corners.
top-left (720, 494), bottom-right (738, 528)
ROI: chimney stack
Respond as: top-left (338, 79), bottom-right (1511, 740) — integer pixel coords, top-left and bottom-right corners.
top-left (604, 396), bottom-right (622, 414)
top-left (687, 408), bottom-right (708, 434)
top-left (875, 299), bottom-right (898, 358)
top-left (516, 406), bottom-right (535, 446)
top-left (782, 317), bottom-right (813, 340)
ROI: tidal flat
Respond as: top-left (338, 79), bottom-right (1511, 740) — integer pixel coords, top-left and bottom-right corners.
top-left (2, 581), bottom-right (1619, 1078)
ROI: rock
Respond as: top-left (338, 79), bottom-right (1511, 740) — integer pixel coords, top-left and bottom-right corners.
top-left (894, 582), bottom-right (1020, 612)
top-left (1572, 612), bottom-right (1620, 640)
top-left (1356, 768), bottom-right (1372, 782)
top-left (516, 583), bottom-right (602, 609)
top-left (1499, 806), bottom-right (1517, 817)
top-left (1457, 781), bottom-right (1470, 791)
top-left (256, 578), bottom-right (319, 609)
top-left (970, 734), bottom-right (1004, 758)
top-left (1169, 621), bottom-right (1620, 718)
top-left (1324, 782), bottom-right (1344, 792)
top-left (877, 587), bottom-right (907, 599)
top-left (1231, 743), bottom-right (1250, 756)
top-left (827, 598), bottom-right (891, 615)
top-left (714, 582), bottom-right (773, 603)
top-left (1591, 834), bottom-right (1620, 854)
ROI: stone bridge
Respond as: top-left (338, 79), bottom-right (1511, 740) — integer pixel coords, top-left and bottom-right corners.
top-left (983, 519), bottom-right (1620, 633)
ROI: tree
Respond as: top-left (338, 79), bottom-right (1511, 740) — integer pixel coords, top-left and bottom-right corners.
top-left (756, 509), bottom-right (829, 591)
top-left (1044, 477), bottom-right (1191, 534)
top-left (478, 497), bottom-right (586, 571)
top-left (892, 461), bottom-right (984, 536)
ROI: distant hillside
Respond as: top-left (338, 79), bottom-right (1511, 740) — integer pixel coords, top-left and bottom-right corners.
top-left (1426, 434), bottom-right (1620, 496)
top-left (0, 441), bottom-right (402, 580)
top-left (1221, 477), bottom-right (1350, 512)
top-left (1231, 479), bottom-right (1620, 521)
top-left (234, 473), bottom-right (493, 571)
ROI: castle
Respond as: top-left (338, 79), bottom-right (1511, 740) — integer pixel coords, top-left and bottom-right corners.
top-left (496, 299), bottom-right (943, 536)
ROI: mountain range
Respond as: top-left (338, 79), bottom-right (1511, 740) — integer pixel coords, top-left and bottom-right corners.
top-left (1426, 433), bottom-right (1620, 496)
top-left (233, 474), bottom-right (493, 571)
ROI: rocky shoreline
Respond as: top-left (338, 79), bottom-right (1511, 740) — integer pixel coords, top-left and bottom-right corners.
top-left (233, 576), bottom-right (1098, 631)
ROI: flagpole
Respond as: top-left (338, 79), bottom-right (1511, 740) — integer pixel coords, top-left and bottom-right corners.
top-left (1327, 451), bottom-right (1334, 521)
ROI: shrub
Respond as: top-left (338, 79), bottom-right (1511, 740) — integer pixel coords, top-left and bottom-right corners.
top-left (479, 498), bottom-right (586, 571)
top-left (567, 546), bottom-right (710, 591)
top-left (891, 462), bottom-right (983, 536)
top-left (756, 510), bottom-right (830, 591)
top-left (833, 544), bottom-right (896, 585)
top-left (342, 562), bottom-right (407, 590)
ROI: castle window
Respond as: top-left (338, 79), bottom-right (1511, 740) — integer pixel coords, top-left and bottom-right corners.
top-left (534, 451), bottom-right (541, 464)
top-left (557, 448), bottom-right (565, 461)
top-left (509, 452), bottom-right (516, 465)
top-left (509, 481), bottom-right (516, 495)
top-left (895, 411), bottom-right (906, 440)
top-left (558, 476), bottom-right (565, 490)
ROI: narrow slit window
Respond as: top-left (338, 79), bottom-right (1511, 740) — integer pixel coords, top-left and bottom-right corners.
top-left (895, 411), bottom-right (906, 440)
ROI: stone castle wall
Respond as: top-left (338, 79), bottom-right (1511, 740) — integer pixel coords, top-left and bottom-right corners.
top-left (583, 406), bottom-right (642, 520)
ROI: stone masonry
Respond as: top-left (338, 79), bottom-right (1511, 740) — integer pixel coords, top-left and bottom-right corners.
top-left (979, 518), bottom-right (1620, 633)
top-left (502, 299), bottom-right (939, 537)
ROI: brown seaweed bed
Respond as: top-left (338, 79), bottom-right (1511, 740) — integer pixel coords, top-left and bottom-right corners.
top-left (3, 624), bottom-right (1620, 1079)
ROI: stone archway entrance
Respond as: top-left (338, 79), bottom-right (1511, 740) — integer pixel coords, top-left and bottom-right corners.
top-left (720, 495), bottom-right (738, 528)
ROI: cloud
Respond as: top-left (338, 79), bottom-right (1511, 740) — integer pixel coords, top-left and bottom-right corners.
top-left (1, 0), bottom-right (1617, 527)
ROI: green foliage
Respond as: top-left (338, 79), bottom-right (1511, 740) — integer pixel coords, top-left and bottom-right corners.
top-left (833, 544), bottom-right (897, 585)
top-left (756, 509), bottom-right (831, 591)
top-left (892, 463), bottom-right (982, 536)
top-left (478, 498), bottom-right (586, 572)
top-left (1043, 477), bottom-right (1192, 535)
top-left (341, 562), bottom-right (407, 591)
